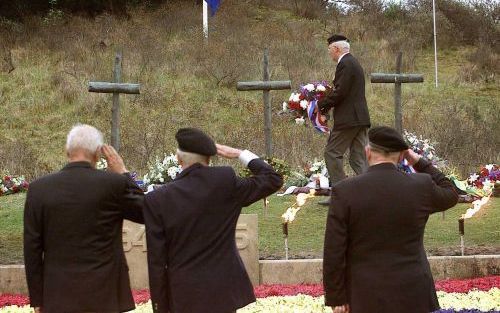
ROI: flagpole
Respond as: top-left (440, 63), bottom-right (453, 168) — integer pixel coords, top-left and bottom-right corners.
top-left (432, 0), bottom-right (438, 87)
top-left (203, 0), bottom-right (208, 39)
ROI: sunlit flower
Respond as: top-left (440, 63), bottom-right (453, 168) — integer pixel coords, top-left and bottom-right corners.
top-left (295, 117), bottom-right (305, 125)
top-left (304, 83), bottom-right (315, 91)
top-left (316, 84), bottom-right (326, 92)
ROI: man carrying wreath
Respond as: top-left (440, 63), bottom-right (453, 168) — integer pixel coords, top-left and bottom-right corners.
top-left (318, 34), bottom-right (371, 205)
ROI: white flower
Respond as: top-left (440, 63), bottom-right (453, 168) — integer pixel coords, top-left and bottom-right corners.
top-left (468, 173), bottom-right (479, 183)
top-left (282, 102), bottom-right (288, 112)
top-left (292, 93), bottom-right (301, 102)
top-left (485, 164), bottom-right (494, 172)
top-left (304, 84), bottom-right (315, 91)
top-left (159, 177), bottom-right (164, 183)
top-left (299, 100), bottom-right (308, 110)
top-left (316, 84), bottom-right (326, 92)
top-left (167, 167), bottom-right (178, 179)
top-left (295, 117), bottom-right (305, 125)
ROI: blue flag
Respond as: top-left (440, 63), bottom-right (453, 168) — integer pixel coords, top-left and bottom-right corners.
top-left (206, 0), bottom-right (221, 16)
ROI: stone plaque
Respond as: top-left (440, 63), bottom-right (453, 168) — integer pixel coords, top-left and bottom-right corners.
top-left (122, 214), bottom-right (259, 289)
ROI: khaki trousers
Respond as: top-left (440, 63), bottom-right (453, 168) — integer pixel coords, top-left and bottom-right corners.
top-left (324, 126), bottom-right (368, 185)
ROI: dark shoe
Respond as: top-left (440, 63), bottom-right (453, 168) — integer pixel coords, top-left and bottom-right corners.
top-left (318, 197), bottom-right (331, 206)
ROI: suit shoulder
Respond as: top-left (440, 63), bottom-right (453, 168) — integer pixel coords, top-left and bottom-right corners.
top-left (94, 169), bottom-right (129, 184)
top-left (408, 172), bottom-right (433, 183)
top-left (208, 165), bottom-right (236, 176)
top-left (29, 171), bottom-right (59, 186)
top-left (332, 174), bottom-right (362, 191)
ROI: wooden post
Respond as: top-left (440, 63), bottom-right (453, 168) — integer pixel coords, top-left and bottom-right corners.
top-left (395, 51), bottom-right (403, 134)
top-left (370, 53), bottom-right (424, 134)
top-left (263, 48), bottom-right (272, 158)
top-left (88, 51), bottom-right (140, 152)
top-left (236, 49), bottom-right (292, 157)
top-left (236, 49), bottom-right (292, 217)
top-left (112, 51), bottom-right (122, 151)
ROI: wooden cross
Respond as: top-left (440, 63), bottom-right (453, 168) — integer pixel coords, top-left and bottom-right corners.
top-left (370, 52), bottom-right (424, 134)
top-left (236, 48), bottom-right (291, 158)
top-left (88, 51), bottom-right (140, 151)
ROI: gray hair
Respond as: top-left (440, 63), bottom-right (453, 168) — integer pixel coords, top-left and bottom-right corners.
top-left (367, 143), bottom-right (401, 158)
top-left (333, 40), bottom-right (350, 53)
top-left (66, 124), bottom-right (103, 154)
top-left (176, 149), bottom-right (209, 167)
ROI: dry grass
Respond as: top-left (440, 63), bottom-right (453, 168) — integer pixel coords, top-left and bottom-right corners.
top-left (0, 0), bottom-right (498, 179)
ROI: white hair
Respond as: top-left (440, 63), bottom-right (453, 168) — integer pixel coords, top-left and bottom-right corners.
top-left (333, 40), bottom-right (350, 53)
top-left (176, 149), bottom-right (209, 167)
top-left (66, 124), bottom-right (103, 154)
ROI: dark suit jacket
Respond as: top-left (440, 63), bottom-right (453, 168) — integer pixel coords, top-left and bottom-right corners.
top-left (323, 159), bottom-right (458, 313)
top-left (23, 161), bottom-right (144, 313)
top-left (318, 53), bottom-right (371, 130)
top-left (144, 159), bottom-right (283, 313)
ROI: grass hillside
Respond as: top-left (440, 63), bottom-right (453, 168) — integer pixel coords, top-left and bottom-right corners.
top-left (0, 0), bottom-right (498, 180)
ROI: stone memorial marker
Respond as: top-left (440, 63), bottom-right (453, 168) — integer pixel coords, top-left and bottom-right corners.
top-left (122, 214), bottom-right (259, 288)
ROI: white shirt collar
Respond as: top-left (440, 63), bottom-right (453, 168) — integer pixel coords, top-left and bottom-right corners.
top-left (338, 52), bottom-right (349, 64)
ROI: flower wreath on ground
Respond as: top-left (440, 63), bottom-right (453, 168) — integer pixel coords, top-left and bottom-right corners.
top-left (1, 277), bottom-right (499, 312)
top-left (451, 164), bottom-right (499, 199)
top-left (0, 175), bottom-right (29, 197)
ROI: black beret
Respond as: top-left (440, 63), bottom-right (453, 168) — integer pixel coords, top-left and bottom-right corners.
top-left (175, 128), bottom-right (217, 156)
top-left (368, 126), bottom-right (409, 152)
top-left (327, 34), bottom-right (349, 45)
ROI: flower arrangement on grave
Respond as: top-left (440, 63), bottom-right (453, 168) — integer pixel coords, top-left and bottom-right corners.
top-left (284, 159), bottom-right (329, 190)
top-left (398, 130), bottom-right (447, 174)
top-left (465, 164), bottom-right (499, 196)
top-left (142, 153), bottom-right (182, 188)
top-left (0, 175), bottom-right (29, 196)
top-left (283, 81), bottom-right (331, 133)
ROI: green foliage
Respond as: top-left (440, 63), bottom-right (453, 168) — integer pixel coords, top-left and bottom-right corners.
top-left (42, 0), bottom-right (64, 25)
top-left (241, 157), bottom-right (292, 182)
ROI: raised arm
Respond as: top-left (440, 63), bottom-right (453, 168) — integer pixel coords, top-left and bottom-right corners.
top-left (216, 144), bottom-right (283, 207)
top-left (405, 149), bottom-right (458, 211)
top-left (102, 144), bottom-right (144, 223)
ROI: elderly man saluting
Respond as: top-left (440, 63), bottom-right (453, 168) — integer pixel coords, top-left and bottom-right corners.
top-left (24, 124), bottom-right (144, 313)
top-left (144, 128), bottom-right (283, 313)
top-left (323, 126), bottom-right (458, 313)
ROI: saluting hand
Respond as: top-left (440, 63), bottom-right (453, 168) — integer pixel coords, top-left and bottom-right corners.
top-left (333, 304), bottom-right (350, 313)
top-left (216, 144), bottom-right (242, 159)
top-left (101, 145), bottom-right (128, 174)
top-left (403, 149), bottom-right (421, 166)
top-left (34, 307), bottom-right (42, 313)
